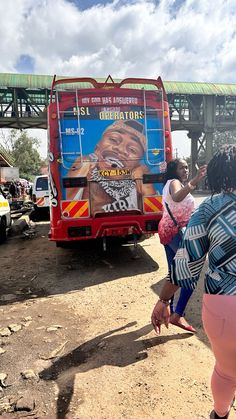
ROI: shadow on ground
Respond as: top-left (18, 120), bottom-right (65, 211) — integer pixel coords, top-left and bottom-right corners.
top-left (150, 264), bottom-right (211, 352)
top-left (0, 222), bottom-right (159, 306)
top-left (40, 322), bottom-right (192, 419)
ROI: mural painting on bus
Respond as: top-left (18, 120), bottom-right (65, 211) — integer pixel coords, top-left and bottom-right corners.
top-left (59, 102), bottom-right (165, 215)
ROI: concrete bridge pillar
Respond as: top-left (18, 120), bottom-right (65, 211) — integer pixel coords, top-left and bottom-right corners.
top-left (203, 95), bottom-right (215, 163)
top-left (203, 130), bottom-right (214, 163)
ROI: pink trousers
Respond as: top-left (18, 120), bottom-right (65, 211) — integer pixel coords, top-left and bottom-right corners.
top-left (202, 294), bottom-right (236, 417)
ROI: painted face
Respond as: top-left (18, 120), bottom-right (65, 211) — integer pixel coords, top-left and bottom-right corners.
top-left (176, 160), bottom-right (189, 182)
top-left (95, 129), bottom-right (144, 171)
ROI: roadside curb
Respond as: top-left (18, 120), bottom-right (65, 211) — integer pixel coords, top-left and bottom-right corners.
top-left (10, 214), bottom-right (30, 236)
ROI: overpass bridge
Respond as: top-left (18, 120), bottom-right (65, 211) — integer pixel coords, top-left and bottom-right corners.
top-left (1, 73), bottom-right (236, 173)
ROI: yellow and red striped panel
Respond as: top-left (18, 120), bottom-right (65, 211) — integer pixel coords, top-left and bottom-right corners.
top-left (36, 197), bottom-right (45, 207)
top-left (143, 196), bottom-right (162, 213)
top-left (61, 200), bottom-right (89, 218)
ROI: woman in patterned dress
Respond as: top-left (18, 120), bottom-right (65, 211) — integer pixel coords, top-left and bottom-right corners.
top-left (158, 158), bottom-right (207, 332)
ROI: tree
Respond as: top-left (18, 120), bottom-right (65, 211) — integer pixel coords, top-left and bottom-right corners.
top-left (0, 129), bottom-right (44, 180)
top-left (213, 130), bottom-right (236, 152)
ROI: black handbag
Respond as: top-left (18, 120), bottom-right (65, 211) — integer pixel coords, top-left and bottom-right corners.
top-left (165, 202), bottom-right (185, 238)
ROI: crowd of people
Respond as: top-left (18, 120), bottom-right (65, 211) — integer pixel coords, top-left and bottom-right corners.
top-left (6, 180), bottom-right (31, 199)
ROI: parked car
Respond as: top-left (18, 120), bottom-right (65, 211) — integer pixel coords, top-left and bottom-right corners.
top-left (0, 187), bottom-right (11, 243)
top-left (30, 175), bottom-right (49, 220)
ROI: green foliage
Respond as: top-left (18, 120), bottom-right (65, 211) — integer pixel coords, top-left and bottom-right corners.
top-left (213, 130), bottom-right (236, 152)
top-left (0, 129), bottom-right (44, 181)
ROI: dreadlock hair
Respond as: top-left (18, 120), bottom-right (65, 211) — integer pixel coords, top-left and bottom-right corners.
top-left (164, 158), bottom-right (186, 184)
top-left (207, 144), bottom-right (236, 193)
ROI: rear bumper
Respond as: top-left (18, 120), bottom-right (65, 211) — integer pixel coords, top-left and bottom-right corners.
top-left (49, 213), bottom-right (162, 241)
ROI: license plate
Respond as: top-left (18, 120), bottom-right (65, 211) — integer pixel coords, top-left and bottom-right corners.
top-left (98, 169), bottom-right (131, 176)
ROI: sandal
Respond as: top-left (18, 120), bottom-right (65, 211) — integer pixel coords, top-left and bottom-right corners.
top-left (170, 314), bottom-right (196, 333)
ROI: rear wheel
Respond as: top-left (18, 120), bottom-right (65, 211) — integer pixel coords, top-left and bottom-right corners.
top-left (30, 208), bottom-right (50, 221)
top-left (29, 210), bottom-right (38, 221)
top-left (56, 241), bottom-right (68, 248)
top-left (0, 217), bottom-right (7, 243)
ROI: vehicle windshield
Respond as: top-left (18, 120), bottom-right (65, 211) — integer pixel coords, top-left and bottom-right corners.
top-left (36, 177), bottom-right (49, 191)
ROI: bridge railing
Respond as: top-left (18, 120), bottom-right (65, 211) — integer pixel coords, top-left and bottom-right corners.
top-left (1, 87), bottom-right (236, 133)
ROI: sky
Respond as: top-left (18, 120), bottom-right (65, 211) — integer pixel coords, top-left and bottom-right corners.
top-left (1, 0), bottom-right (236, 158)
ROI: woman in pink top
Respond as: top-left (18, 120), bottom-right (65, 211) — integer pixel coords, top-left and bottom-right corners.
top-left (158, 158), bottom-right (207, 332)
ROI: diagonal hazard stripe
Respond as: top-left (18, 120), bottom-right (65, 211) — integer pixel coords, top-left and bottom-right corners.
top-left (145, 199), bottom-right (159, 212)
top-left (63, 201), bottom-right (77, 213)
top-left (73, 201), bottom-right (88, 218)
top-left (69, 201), bottom-right (84, 218)
top-left (62, 200), bottom-right (89, 218)
top-left (36, 198), bottom-right (45, 206)
top-left (144, 196), bottom-right (162, 213)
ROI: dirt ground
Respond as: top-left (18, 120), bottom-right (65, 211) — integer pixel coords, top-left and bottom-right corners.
top-left (0, 220), bottom-right (235, 419)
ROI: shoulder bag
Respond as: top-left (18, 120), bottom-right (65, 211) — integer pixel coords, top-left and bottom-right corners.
top-left (165, 202), bottom-right (186, 238)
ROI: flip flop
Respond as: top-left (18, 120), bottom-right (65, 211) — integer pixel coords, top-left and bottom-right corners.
top-left (170, 318), bottom-right (196, 333)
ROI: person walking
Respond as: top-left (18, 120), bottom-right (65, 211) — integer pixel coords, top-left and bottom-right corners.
top-left (151, 144), bottom-right (236, 419)
top-left (9, 181), bottom-right (17, 198)
top-left (158, 158), bottom-right (207, 332)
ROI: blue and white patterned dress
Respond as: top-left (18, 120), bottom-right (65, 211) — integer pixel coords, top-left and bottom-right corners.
top-left (170, 192), bottom-right (236, 295)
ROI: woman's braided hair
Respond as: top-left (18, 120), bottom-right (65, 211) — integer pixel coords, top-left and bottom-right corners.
top-left (207, 144), bottom-right (236, 193)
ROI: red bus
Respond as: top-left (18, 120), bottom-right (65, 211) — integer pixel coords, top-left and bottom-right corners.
top-left (48, 76), bottom-right (173, 247)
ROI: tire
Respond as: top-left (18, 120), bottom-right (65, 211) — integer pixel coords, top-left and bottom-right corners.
top-left (29, 210), bottom-right (38, 222)
top-left (56, 241), bottom-right (74, 249)
top-left (0, 217), bottom-right (7, 244)
top-left (30, 208), bottom-right (49, 221)
top-left (121, 234), bottom-right (143, 244)
top-left (56, 241), bottom-right (67, 248)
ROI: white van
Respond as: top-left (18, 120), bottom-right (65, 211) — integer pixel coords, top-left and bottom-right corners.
top-left (0, 187), bottom-right (11, 243)
top-left (31, 175), bottom-right (50, 220)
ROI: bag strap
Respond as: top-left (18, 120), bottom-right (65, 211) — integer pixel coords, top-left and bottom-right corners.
top-left (165, 202), bottom-right (179, 227)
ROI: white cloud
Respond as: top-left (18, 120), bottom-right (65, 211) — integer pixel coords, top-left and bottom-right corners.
top-left (172, 130), bottom-right (191, 159)
top-left (1, 0), bottom-right (236, 156)
top-left (1, 0), bottom-right (236, 81)
top-left (27, 129), bottom-right (48, 158)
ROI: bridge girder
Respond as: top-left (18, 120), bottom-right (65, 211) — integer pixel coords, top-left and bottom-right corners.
top-left (1, 86), bottom-right (236, 165)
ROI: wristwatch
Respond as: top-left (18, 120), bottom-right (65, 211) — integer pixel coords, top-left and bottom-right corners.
top-left (158, 299), bottom-right (171, 306)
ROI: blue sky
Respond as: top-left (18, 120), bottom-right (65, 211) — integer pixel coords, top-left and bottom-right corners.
top-left (68, 0), bottom-right (116, 9)
top-left (1, 0), bottom-right (236, 157)
top-left (16, 55), bottom-right (35, 73)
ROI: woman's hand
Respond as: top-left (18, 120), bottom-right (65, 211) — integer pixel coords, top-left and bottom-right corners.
top-left (191, 164), bottom-right (207, 186)
top-left (151, 300), bottom-right (171, 335)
